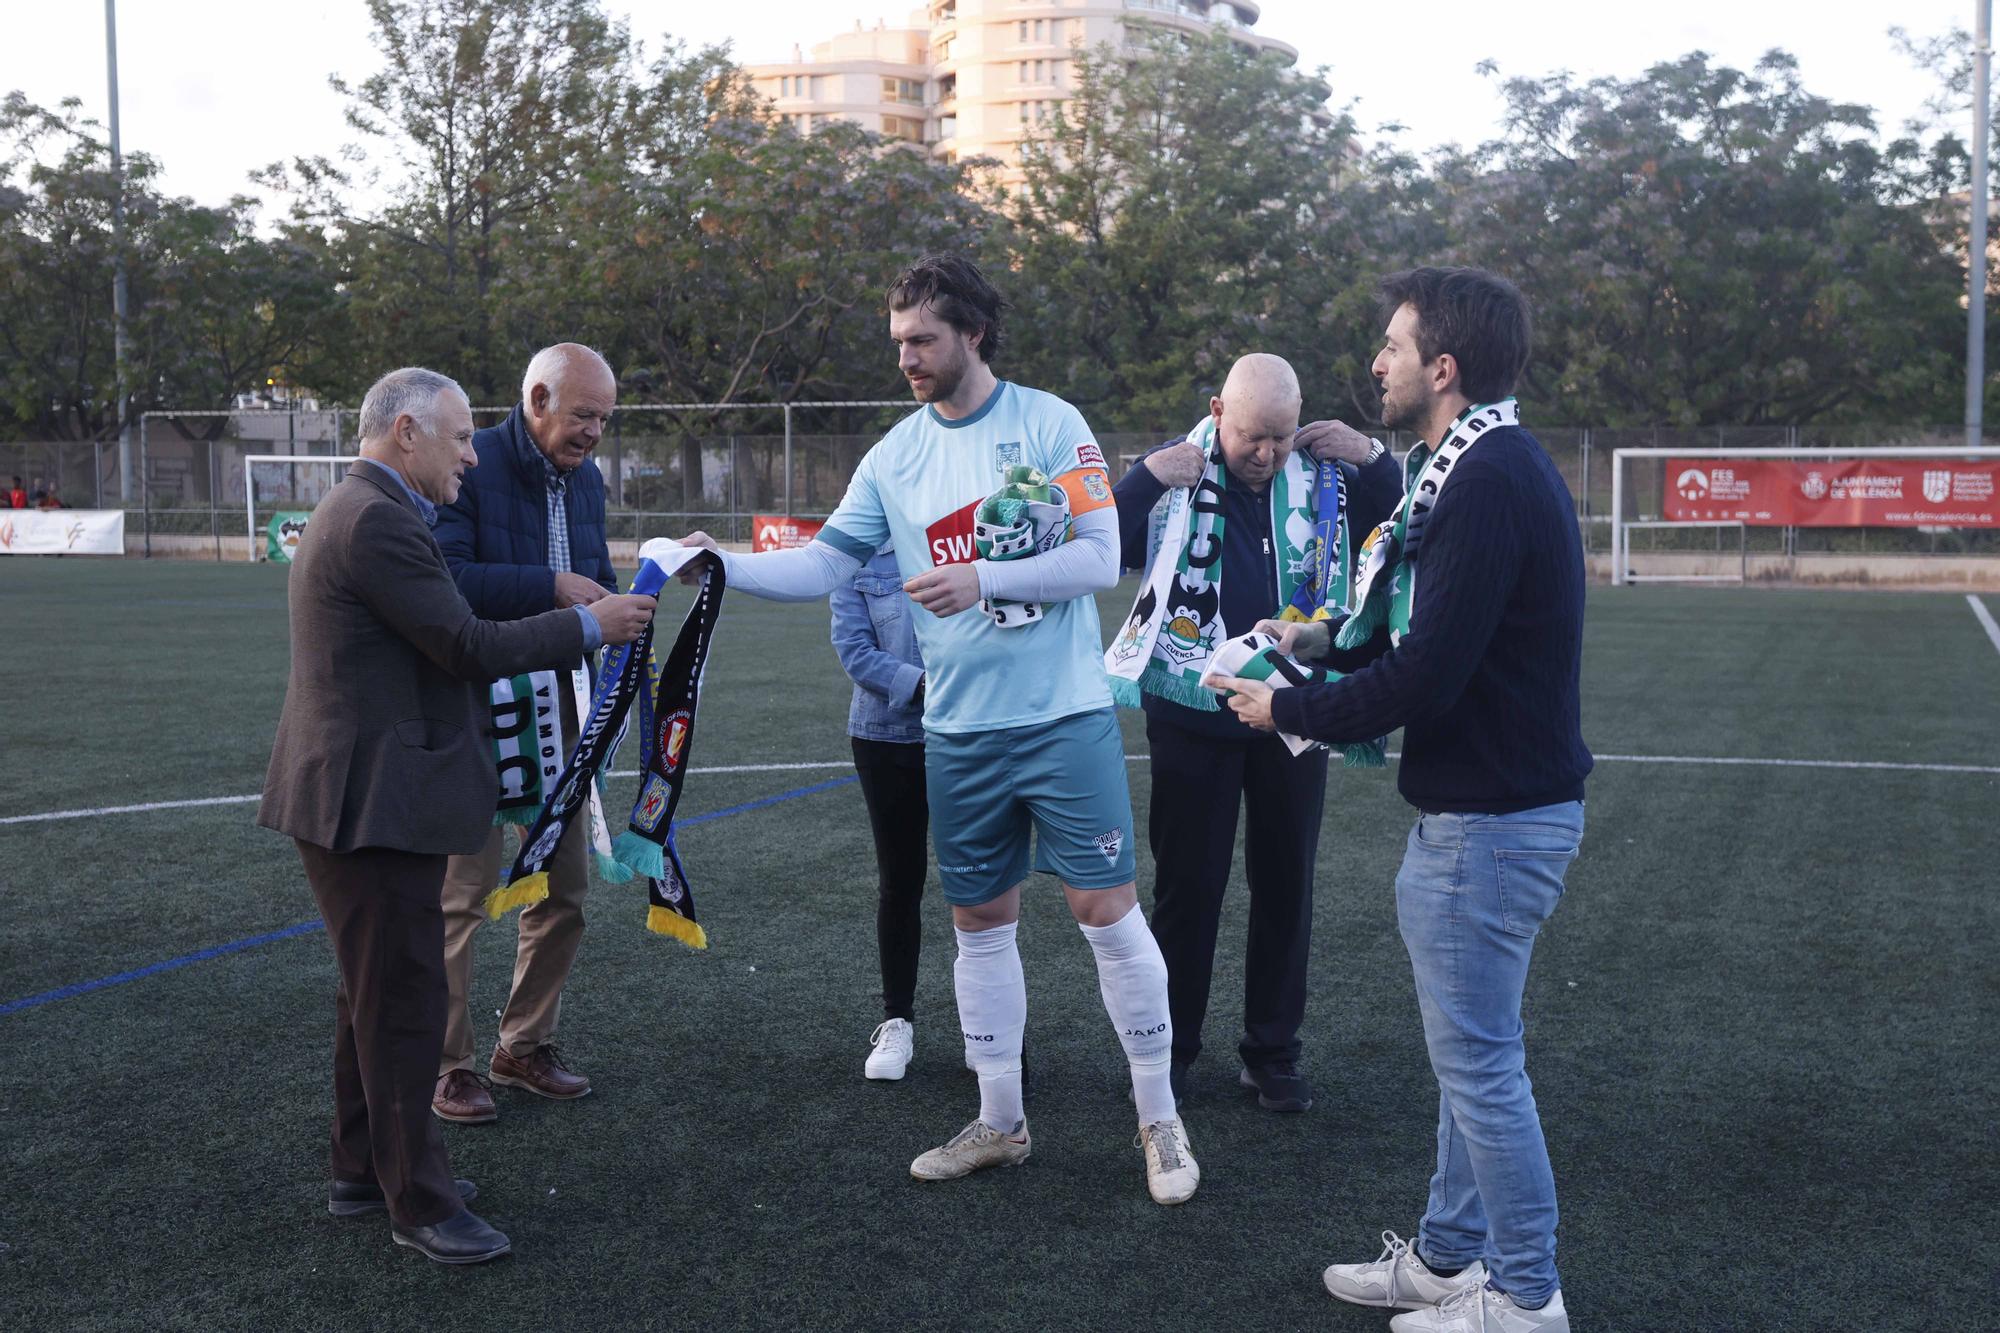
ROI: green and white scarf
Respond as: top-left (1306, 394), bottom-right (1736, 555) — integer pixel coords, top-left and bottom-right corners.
top-left (1105, 414), bottom-right (1332, 710)
top-left (1337, 398), bottom-right (1519, 653)
top-left (490, 671), bottom-right (563, 825)
top-left (488, 664), bottom-right (632, 885)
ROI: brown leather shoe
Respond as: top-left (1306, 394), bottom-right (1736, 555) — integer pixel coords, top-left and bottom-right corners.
top-left (489, 1043), bottom-right (591, 1100)
top-left (433, 1068), bottom-right (499, 1124)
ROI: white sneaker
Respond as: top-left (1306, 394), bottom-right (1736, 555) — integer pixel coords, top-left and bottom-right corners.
top-left (1324, 1230), bottom-right (1488, 1310)
top-left (1136, 1117), bottom-right (1199, 1205)
top-left (910, 1118), bottom-right (1031, 1181)
top-left (1390, 1286), bottom-right (1568, 1333)
top-left (865, 1019), bottom-right (914, 1081)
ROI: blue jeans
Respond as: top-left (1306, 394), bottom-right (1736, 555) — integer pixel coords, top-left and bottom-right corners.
top-left (1398, 802), bottom-right (1584, 1308)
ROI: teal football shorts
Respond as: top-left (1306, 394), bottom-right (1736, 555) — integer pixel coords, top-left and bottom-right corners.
top-left (924, 706), bottom-right (1138, 906)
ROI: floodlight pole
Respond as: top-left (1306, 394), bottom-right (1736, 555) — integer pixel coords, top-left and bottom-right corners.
top-left (1970, 0), bottom-right (1993, 449)
top-left (106, 0), bottom-right (135, 501)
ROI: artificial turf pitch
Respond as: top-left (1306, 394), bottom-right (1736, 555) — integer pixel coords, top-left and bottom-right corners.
top-left (1, 561), bottom-right (1995, 1332)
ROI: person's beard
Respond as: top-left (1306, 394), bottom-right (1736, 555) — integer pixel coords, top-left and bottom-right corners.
top-left (1378, 376), bottom-right (1422, 432)
top-left (911, 341), bottom-right (968, 404)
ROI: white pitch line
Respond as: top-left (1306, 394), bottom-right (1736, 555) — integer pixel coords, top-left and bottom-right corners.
top-left (1968, 594), bottom-right (2000, 659)
top-left (6, 749), bottom-right (1996, 829)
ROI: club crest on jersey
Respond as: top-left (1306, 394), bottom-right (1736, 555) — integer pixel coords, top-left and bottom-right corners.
top-left (1094, 828), bottom-right (1125, 863)
top-left (994, 441), bottom-right (1023, 473)
top-left (633, 774), bottom-right (672, 833)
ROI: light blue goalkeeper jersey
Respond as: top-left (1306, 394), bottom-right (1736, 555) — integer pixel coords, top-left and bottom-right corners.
top-left (815, 380), bottom-right (1118, 736)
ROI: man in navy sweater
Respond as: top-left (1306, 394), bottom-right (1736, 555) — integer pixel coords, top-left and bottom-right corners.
top-left (1113, 354), bottom-right (1401, 1112)
top-left (429, 343), bottom-right (621, 1125)
top-left (1218, 270), bottom-right (1590, 1333)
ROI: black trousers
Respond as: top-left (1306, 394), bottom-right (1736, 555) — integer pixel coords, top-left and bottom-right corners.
top-left (1144, 714), bottom-right (1328, 1070)
top-left (851, 736), bottom-right (929, 1021)
top-left (295, 840), bottom-right (460, 1229)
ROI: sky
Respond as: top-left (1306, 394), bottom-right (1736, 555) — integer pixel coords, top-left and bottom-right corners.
top-left (0, 0), bottom-right (1973, 214)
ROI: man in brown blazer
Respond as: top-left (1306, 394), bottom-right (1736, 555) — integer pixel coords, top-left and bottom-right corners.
top-left (259, 366), bottom-right (656, 1265)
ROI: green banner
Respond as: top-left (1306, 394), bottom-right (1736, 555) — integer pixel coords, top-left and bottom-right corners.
top-left (267, 511), bottom-right (311, 563)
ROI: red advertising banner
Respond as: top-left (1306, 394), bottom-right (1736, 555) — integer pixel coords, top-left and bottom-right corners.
top-left (751, 514), bottom-right (825, 551)
top-left (1662, 459), bottom-right (2000, 527)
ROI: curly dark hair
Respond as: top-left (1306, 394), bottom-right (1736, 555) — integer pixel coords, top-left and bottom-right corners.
top-left (886, 254), bottom-right (1008, 363)
top-left (1378, 267), bottom-right (1532, 403)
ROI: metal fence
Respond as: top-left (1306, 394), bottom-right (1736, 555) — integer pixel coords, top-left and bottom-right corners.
top-left (5, 414), bottom-right (1998, 561)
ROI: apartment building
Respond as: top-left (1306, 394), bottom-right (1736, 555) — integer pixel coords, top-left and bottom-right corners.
top-left (745, 1), bottom-right (1306, 181)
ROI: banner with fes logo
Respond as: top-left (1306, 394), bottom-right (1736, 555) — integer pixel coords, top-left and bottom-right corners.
top-left (752, 514), bottom-right (823, 551)
top-left (0, 509), bottom-right (124, 555)
top-left (1662, 459), bottom-right (2000, 528)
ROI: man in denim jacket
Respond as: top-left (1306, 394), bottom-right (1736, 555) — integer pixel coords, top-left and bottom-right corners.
top-left (830, 547), bottom-right (928, 1080)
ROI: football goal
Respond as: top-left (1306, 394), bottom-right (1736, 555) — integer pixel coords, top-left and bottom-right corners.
top-left (242, 454), bottom-right (357, 562)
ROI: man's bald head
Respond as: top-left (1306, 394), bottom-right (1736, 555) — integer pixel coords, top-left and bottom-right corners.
top-left (1210, 353), bottom-right (1303, 489)
top-left (522, 342), bottom-right (616, 471)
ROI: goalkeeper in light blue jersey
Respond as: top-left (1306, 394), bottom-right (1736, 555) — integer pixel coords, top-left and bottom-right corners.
top-left (666, 255), bottom-right (1198, 1205)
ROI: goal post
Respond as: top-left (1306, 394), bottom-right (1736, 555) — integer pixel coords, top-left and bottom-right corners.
top-left (243, 454), bottom-right (357, 562)
top-left (1610, 445), bottom-right (2000, 586)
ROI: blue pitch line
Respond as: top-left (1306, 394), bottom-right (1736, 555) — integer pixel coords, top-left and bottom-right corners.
top-left (0, 774), bottom-right (861, 1019)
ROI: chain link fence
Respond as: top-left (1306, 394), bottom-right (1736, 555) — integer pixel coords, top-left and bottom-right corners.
top-left (5, 414), bottom-right (1996, 566)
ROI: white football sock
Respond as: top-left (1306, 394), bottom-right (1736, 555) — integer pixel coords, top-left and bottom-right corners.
top-left (954, 921), bottom-right (1026, 1132)
top-left (1078, 903), bottom-right (1177, 1125)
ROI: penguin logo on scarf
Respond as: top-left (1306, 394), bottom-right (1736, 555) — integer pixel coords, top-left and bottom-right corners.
top-left (1160, 576), bottom-right (1220, 665)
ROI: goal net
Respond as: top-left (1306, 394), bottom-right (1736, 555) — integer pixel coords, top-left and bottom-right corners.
top-left (243, 454), bottom-right (357, 562)
top-left (1610, 445), bottom-right (2000, 586)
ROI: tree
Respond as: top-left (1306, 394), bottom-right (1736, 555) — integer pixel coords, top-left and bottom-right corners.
top-left (0, 94), bottom-right (340, 442)
top-left (1438, 52), bottom-right (1968, 425)
top-left (998, 28), bottom-right (1354, 432)
top-left (261, 0), bottom-right (640, 402)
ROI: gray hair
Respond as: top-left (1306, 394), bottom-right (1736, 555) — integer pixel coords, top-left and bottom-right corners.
top-left (358, 367), bottom-right (466, 442)
top-left (522, 343), bottom-right (612, 412)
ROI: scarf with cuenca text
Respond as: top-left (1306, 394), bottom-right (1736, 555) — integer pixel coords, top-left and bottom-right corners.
top-left (610, 555), bottom-right (725, 949)
top-left (483, 558), bottom-right (670, 920)
top-left (1337, 399), bottom-right (1519, 653)
top-left (1105, 413), bottom-right (1334, 711)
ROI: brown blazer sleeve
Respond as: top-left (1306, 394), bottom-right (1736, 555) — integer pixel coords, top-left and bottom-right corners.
top-left (349, 497), bottom-right (587, 682)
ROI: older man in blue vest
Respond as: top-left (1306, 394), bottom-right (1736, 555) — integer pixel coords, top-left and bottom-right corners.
top-left (431, 343), bottom-right (621, 1123)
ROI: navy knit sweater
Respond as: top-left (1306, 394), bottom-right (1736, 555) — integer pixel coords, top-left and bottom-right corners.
top-left (1114, 442), bottom-right (1403, 742)
top-left (1270, 424), bottom-right (1593, 814)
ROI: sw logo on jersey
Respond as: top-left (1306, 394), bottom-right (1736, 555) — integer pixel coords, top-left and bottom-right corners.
top-left (925, 497), bottom-right (983, 566)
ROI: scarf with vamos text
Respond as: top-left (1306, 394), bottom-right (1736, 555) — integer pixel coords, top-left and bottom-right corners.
top-left (489, 670), bottom-right (563, 826)
top-left (1105, 414), bottom-right (1327, 711)
top-left (482, 557), bottom-right (671, 920)
top-left (1337, 399), bottom-right (1519, 654)
top-left (617, 540), bottom-right (728, 948)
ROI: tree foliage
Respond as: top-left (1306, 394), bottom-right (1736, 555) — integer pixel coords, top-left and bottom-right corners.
top-left (0, 5), bottom-right (1982, 441)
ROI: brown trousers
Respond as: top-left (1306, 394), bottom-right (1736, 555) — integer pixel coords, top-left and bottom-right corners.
top-left (439, 692), bottom-right (591, 1073)
top-left (297, 840), bottom-right (461, 1229)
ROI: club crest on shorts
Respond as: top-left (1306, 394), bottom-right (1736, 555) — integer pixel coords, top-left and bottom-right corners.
top-left (660, 708), bottom-right (692, 773)
top-left (634, 773), bottom-right (672, 833)
top-left (1094, 828), bottom-right (1124, 863)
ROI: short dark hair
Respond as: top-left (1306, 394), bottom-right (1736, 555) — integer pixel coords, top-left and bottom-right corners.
top-left (887, 254), bottom-right (1008, 363)
top-left (1377, 267), bottom-right (1532, 403)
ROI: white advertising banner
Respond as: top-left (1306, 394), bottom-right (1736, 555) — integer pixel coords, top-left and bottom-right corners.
top-left (0, 509), bottom-right (126, 556)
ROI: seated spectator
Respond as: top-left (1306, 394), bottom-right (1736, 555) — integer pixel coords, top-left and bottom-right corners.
top-left (7, 476), bottom-right (24, 508)
top-left (35, 490), bottom-right (64, 511)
